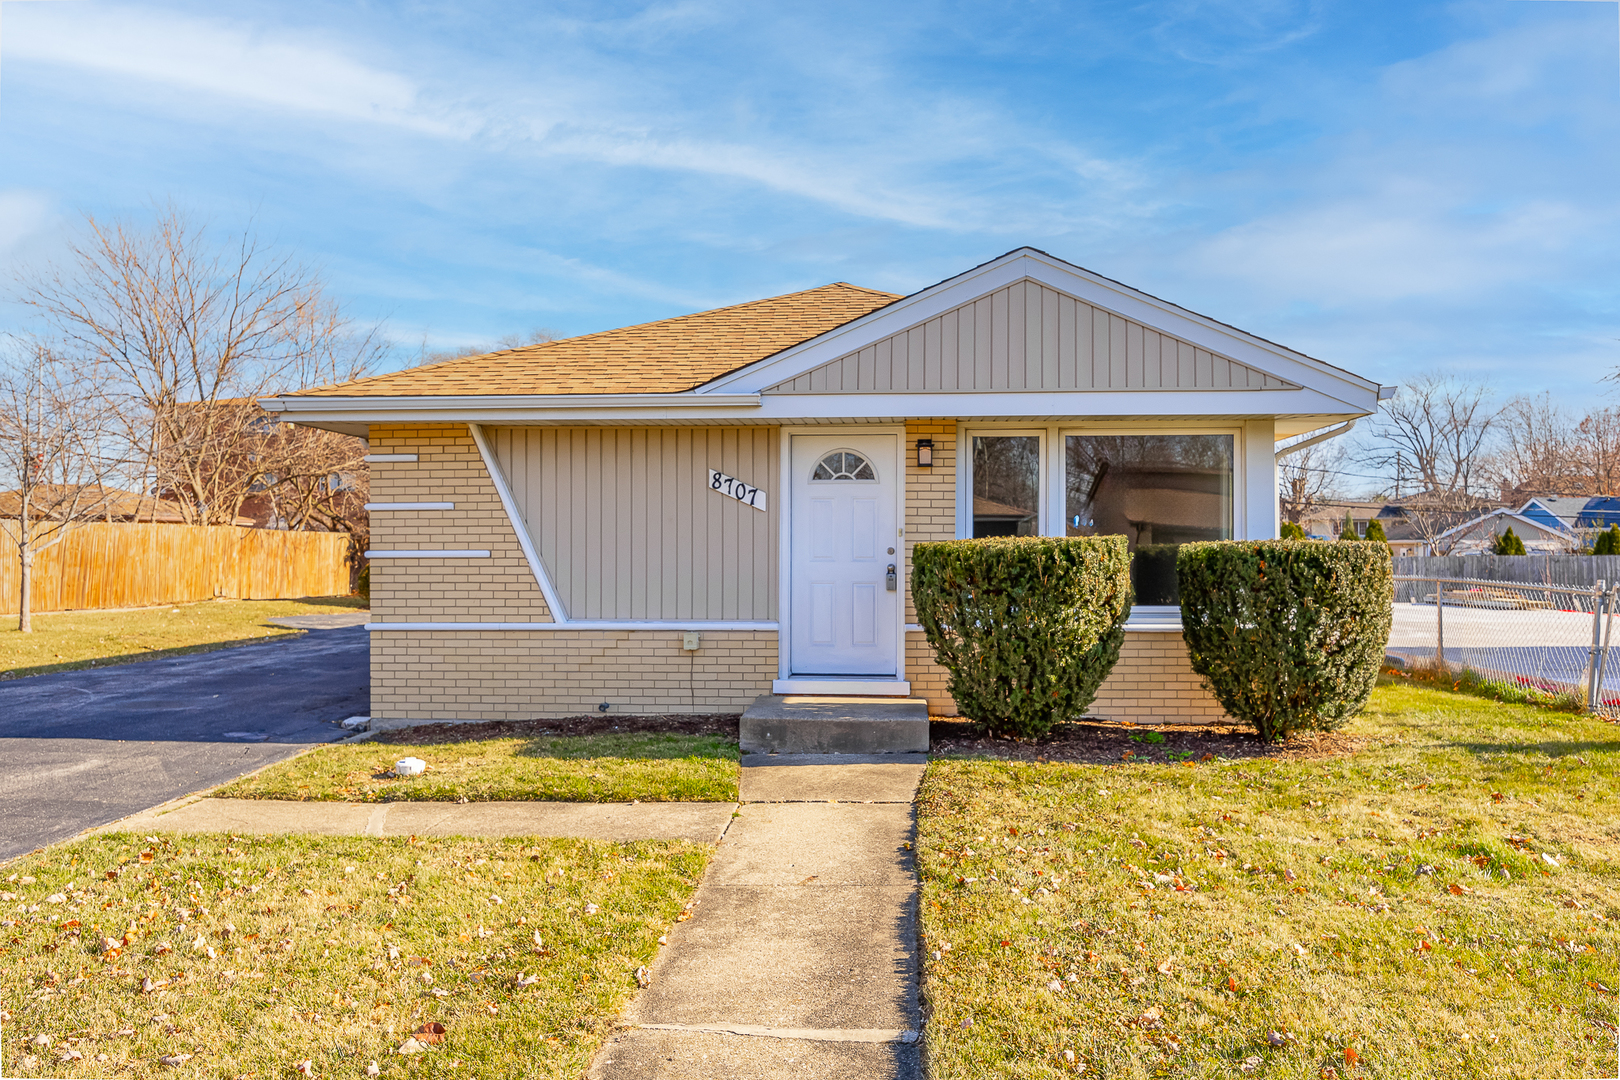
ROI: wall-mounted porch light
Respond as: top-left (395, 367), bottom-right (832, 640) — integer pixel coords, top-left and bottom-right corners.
top-left (916, 439), bottom-right (934, 467)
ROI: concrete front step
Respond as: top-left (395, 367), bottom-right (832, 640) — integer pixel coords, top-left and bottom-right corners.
top-left (738, 696), bottom-right (930, 755)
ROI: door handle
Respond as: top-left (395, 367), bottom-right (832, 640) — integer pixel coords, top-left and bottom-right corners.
top-left (886, 564), bottom-right (897, 592)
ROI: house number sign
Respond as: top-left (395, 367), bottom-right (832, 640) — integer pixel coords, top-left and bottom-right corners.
top-left (707, 469), bottom-right (767, 512)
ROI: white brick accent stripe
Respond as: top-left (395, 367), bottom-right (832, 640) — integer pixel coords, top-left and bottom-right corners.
top-left (364, 502), bottom-right (455, 510)
top-left (364, 454), bottom-right (419, 463)
top-left (467, 422), bottom-right (572, 621)
top-left (364, 549), bottom-right (491, 558)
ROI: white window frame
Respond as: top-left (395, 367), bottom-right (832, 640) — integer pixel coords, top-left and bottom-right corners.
top-left (954, 426), bottom-right (1050, 539)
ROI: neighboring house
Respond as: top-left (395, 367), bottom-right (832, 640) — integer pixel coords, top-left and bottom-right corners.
top-left (1426, 507), bottom-right (1578, 555)
top-left (0, 485), bottom-right (191, 524)
top-left (1297, 499), bottom-right (1385, 541)
top-left (1517, 495), bottom-right (1620, 534)
top-left (263, 247), bottom-right (1387, 725)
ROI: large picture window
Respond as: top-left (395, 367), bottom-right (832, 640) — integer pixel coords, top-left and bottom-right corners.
top-left (959, 427), bottom-right (1239, 607)
top-left (1065, 434), bottom-right (1233, 603)
top-left (971, 435), bottom-right (1041, 537)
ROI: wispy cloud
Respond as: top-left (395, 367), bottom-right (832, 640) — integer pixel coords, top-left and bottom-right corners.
top-left (6, 4), bottom-right (468, 136)
top-left (1, 0), bottom-right (1616, 407)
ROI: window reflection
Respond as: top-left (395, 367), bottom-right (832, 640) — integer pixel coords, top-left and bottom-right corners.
top-left (1065, 435), bottom-right (1233, 603)
top-left (972, 435), bottom-right (1040, 537)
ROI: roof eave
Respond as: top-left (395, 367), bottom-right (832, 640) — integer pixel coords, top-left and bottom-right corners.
top-left (700, 248), bottom-right (1384, 410)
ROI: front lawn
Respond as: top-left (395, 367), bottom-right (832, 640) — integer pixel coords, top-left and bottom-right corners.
top-left (0, 597), bottom-right (367, 681)
top-left (1, 831), bottom-right (709, 1079)
top-left (215, 732), bottom-right (740, 803)
top-left (917, 680), bottom-right (1619, 1079)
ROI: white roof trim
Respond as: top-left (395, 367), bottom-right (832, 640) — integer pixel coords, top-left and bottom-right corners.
top-left (701, 248), bottom-right (1381, 412)
top-left (260, 248), bottom-right (1385, 427)
top-left (263, 392), bottom-right (762, 415)
top-left (1431, 508), bottom-right (1573, 543)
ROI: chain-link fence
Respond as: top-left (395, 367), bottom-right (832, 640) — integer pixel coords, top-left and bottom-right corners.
top-left (1387, 576), bottom-right (1619, 717)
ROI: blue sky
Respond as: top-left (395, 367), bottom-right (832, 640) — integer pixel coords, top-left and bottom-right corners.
top-left (1, 0), bottom-right (1617, 417)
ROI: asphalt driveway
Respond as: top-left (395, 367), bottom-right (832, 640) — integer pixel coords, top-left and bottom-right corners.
top-left (0, 624), bottom-right (369, 861)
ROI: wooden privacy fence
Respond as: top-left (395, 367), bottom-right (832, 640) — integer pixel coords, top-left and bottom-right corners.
top-left (0, 522), bottom-right (352, 614)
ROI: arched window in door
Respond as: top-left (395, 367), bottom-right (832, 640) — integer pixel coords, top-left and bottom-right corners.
top-left (811, 450), bottom-right (876, 482)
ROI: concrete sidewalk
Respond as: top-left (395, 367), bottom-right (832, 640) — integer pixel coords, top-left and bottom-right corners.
top-left (97, 797), bottom-right (737, 843)
top-left (590, 753), bottom-right (926, 1079)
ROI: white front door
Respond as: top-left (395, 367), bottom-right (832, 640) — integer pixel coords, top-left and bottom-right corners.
top-left (789, 434), bottom-right (900, 676)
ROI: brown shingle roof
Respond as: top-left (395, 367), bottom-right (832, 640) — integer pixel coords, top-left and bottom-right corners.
top-left (293, 282), bottom-right (901, 398)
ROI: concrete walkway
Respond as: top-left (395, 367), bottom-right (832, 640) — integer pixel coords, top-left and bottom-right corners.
top-left (97, 797), bottom-right (736, 843)
top-left (84, 752), bottom-right (930, 1078)
top-left (591, 753), bottom-right (927, 1080)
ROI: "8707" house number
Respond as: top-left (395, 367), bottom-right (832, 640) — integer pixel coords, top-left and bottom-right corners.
top-left (707, 470), bottom-right (767, 512)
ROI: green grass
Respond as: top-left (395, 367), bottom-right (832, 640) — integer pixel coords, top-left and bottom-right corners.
top-left (0, 597), bottom-right (368, 681)
top-left (215, 733), bottom-right (741, 804)
top-left (1385, 663), bottom-right (1586, 714)
top-left (916, 679), bottom-right (1620, 1079)
top-left (0, 832), bottom-right (710, 1079)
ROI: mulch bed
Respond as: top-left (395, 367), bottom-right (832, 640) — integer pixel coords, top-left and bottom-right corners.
top-left (928, 717), bottom-right (1362, 765)
top-left (369, 714), bottom-right (742, 745)
top-left (367, 711), bottom-right (1360, 763)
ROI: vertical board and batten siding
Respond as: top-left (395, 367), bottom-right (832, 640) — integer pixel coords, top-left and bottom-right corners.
top-left (766, 280), bottom-right (1299, 394)
top-left (489, 427), bottom-right (778, 621)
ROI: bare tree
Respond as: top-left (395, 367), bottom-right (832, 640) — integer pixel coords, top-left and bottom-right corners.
top-left (13, 208), bottom-right (384, 526)
top-left (408, 327), bottom-right (556, 369)
top-left (1277, 438), bottom-right (1345, 526)
top-left (0, 342), bottom-right (124, 631)
top-left (1574, 408), bottom-right (1620, 496)
top-left (1397, 490), bottom-right (1498, 555)
top-left (1370, 373), bottom-right (1499, 498)
top-left (260, 423), bottom-right (371, 570)
top-left (1486, 393), bottom-right (1579, 499)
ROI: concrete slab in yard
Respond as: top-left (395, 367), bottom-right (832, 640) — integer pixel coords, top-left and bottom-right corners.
top-left (739, 696), bottom-right (929, 755)
top-left (378, 801), bottom-right (735, 842)
top-left (705, 804), bottom-right (914, 887)
top-left (103, 798), bottom-right (737, 843)
top-left (626, 884), bottom-right (918, 1031)
top-left (591, 1027), bottom-right (920, 1080)
top-left (265, 612), bottom-right (371, 630)
top-left (104, 798), bottom-right (375, 837)
top-left (740, 754), bottom-right (926, 803)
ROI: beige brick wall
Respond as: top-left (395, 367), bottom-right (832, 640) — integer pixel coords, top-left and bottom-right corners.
top-left (370, 629), bottom-right (776, 721)
top-left (903, 419), bottom-right (957, 625)
top-left (368, 424), bottom-right (553, 623)
top-left (907, 628), bottom-right (1229, 723)
top-left (1089, 632), bottom-right (1230, 725)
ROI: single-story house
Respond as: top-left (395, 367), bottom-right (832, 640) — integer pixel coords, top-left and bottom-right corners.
top-left (263, 248), bottom-right (1387, 726)
top-left (1426, 506), bottom-right (1578, 555)
top-left (1296, 499), bottom-right (1386, 541)
top-left (1517, 495), bottom-right (1620, 534)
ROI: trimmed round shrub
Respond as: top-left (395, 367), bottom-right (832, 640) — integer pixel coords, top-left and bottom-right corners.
top-left (1280, 521), bottom-right (1307, 541)
top-left (912, 535), bottom-right (1132, 739)
top-left (1178, 540), bottom-right (1393, 743)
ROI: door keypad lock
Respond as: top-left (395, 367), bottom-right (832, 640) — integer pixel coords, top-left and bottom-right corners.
top-left (886, 564), bottom-right (898, 592)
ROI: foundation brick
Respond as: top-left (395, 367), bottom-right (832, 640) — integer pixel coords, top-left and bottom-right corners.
top-left (370, 630), bottom-right (776, 721)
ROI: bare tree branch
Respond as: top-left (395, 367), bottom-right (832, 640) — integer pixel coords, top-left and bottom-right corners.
top-left (0, 340), bottom-right (127, 630)
top-left (1369, 373), bottom-right (1499, 498)
top-left (13, 207), bottom-right (384, 527)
